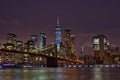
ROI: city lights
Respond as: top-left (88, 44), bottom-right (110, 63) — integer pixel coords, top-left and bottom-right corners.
top-left (0, 24), bottom-right (119, 68)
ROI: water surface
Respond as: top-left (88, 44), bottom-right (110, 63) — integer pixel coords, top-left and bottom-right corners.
top-left (0, 68), bottom-right (120, 80)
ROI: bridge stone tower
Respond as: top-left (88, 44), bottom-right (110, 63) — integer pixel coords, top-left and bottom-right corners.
top-left (46, 44), bottom-right (58, 67)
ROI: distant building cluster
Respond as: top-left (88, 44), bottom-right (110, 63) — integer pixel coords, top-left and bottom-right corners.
top-left (93, 34), bottom-right (120, 64)
top-left (79, 34), bottom-right (120, 64)
top-left (0, 33), bottom-right (47, 64)
top-left (0, 18), bottom-right (77, 65)
top-left (0, 18), bottom-right (120, 65)
top-left (1, 33), bottom-right (46, 52)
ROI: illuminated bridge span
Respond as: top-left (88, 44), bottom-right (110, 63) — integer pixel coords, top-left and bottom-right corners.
top-left (0, 46), bottom-right (84, 67)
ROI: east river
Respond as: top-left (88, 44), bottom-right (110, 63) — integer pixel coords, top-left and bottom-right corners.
top-left (0, 67), bottom-right (120, 80)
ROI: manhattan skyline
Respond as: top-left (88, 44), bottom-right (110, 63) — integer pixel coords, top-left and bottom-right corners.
top-left (0, 0), bottom-right (120, 54)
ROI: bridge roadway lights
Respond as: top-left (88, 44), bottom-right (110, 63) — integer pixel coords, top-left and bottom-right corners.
top-left (46, 57), bottom-right (58, 67)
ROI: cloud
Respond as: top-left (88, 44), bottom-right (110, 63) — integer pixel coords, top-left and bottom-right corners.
top-left (0, 18), bottom-right (23, 26)
top-left (83, 41), bottom-right (93, 48)
top-left (0, 18), bottom-right (8, 24)
top-left (75, 32), bottom-right (96, 48)
top-left (111, 43), bottom-right (119, 48)
top-left (76, 32), bottom-right (96, 38)
top-left (11, 19), bottom-right (23, 25)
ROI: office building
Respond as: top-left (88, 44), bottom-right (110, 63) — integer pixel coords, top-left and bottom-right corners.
top-left (30, 35), bottom-right (38, 49)
top-left (16, 41), bottom-right (23, 51)
top-left (93, 34), bottom-right (110, 63)
top-left (70, 34), bottom-right (76, 54)
top-left (7, 33), bottom-right (17, 45)
top-left (24, 40), bottom-right (35, 52)
top-left (39, 33), bottom-right (46, 50)
top-left (55, 17), bottom-right (62, 51)
top-left (2, 33), bottom-right (17, 50)
top-left (64, 30), bottom-right (71, 58)
top-left (64, 30), bottom-right (76, 59)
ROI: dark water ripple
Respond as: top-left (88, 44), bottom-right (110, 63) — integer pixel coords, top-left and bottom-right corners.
top-left (0, 68), bottom-right (120, 80)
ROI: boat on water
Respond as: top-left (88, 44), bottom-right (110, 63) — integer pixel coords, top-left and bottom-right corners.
top-left (1, 63), bottom-right (16, 68)
top-left (0, 62), bottom-right (34, 68)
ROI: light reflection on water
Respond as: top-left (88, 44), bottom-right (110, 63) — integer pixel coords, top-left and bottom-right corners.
top-left (0, 68), bottom-right (120, 80)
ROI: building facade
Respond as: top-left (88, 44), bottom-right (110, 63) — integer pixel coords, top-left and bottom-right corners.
top-left (7, 33), bottom-right (17, 45)
top-left (30, 35), bottom-right (38, 49)
top-left (39, 33), bottom-right (46, 50)
top-left (16, 41), bottom-right (23, 51)
top-left (55, 17), bottom-right (62, 51)
top-left (64, 30), bottom-right (76, 59)
top-left (93, 34), bottom-right (110, 63)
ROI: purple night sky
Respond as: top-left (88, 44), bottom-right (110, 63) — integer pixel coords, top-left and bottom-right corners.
top-left (0, 0), bottom-right (120, 55)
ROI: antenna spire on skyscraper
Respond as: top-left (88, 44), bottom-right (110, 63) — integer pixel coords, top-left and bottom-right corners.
top-left (57, 16), bottom-right (60, 26)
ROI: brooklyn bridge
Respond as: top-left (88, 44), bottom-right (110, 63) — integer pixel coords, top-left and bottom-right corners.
top-left (0, 44), bottom-right (84, 68)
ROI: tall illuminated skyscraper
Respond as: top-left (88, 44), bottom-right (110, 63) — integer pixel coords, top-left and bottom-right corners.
top-left (64, 30), bottom-right (76, 59)
top-left (16, 41), bottom-right (23, 51)
top-left (30, 35), bottom-right (38, 49)
top-left (93, 34), bottom-right (110, 63)
top-left (7, 33), bottom-right (17, 45)
top-left (2, 33), bottom-right (17, 64)
top-left (70, 34), bottom-right (76, 54)
top-left (40, 33), bottom-right (46, 50)
top-left (55, 17), bottom-right (62, 51)
top-left (64, 30), bottom-right (71, 50)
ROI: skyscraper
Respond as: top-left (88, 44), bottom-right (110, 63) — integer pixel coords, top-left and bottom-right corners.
top-left (39, 33), bottom-right (46, 50)
top-left (2, 33), bottom-right (17, 64)
top-left (30, 35), bottom-right (38, 49)
top-left (64, 30), bottom-right (76, 59)
top-left (64, 30), bottom-right (71, 57)
top-left (7, 33), bottom-right (17, 45)
top-left (16, 41), bottom-right (23, 51)
top-left (70, 34), bottom-right (76, 54)
top-left (93, 34), bottom-right (110, 63)
top-left (55, 17), bottom-right (62, 51)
